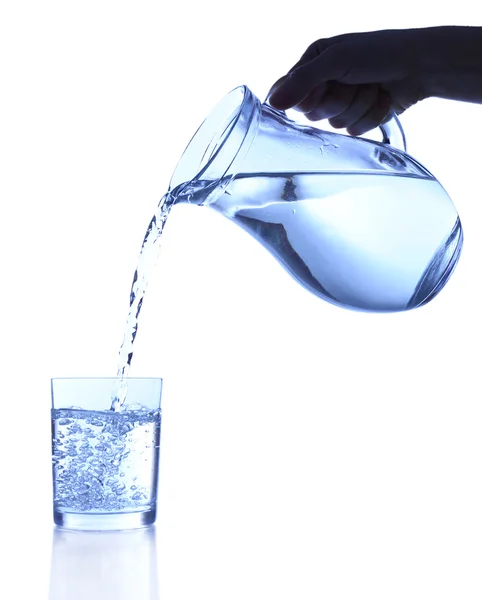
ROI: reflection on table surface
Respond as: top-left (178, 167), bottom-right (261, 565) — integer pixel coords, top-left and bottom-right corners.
top-left (49, 525), bottom-right (159, 600)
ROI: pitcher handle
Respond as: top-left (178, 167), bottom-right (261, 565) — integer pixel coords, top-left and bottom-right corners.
top-left (378, 110), bottom-right (407, 152)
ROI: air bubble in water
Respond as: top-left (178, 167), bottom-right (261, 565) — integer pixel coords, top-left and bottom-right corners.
top-left (52, 406), bottom-right (160, 513)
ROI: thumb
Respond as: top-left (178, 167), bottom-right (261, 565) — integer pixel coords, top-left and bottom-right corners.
top-left (266, 75), bottom-right (289, 103)
top-left (269, 47), bottom-right (349, 110)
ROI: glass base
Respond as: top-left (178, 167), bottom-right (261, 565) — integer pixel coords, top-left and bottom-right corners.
top-left (54, 508), bottom-right (156, 531)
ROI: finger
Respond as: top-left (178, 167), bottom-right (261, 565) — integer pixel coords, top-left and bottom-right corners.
top-left (380, 105), bottom-right (403, 125)
top-left (381, 110), bottom-right (393, 124)
top-left (268, 36), bottom-right (351, 108)
top-left (288, 37), bottom-right (342, 72)
top-left (269, 45), bottom-right (350, 110)
top-left (328, 84), bottom-right (379, 129)
top-left (303, 81), bottom-right (358, 121)
top-left (267, 42), bottom-right (328, 101)
top-left (292, 82), bottom-right (328, 114)
top-left (346, 92), bottom-right (392, 136)
top-left (267, 75), bottom-right (289, 101)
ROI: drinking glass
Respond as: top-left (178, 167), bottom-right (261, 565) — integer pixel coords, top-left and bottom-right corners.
top-left (51, 377), bottom-right (162, 530)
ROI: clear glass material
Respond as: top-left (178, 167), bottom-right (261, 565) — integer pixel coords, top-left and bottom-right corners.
top-left (168, 86), bottom-right (463, 313)
top-left (51, 378), bottom-right (162, 531)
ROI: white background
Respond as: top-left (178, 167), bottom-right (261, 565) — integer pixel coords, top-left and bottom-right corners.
top-left (1, 2), bottom-right (482, 598)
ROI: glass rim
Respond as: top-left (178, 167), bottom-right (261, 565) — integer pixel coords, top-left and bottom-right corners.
top-left (168, 85), bottom-right (260, 201)
top-left (51, 377), bottom-right (163, 381)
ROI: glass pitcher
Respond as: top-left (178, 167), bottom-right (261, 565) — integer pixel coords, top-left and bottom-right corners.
top-left (168, 85), bottom-right (463, 313)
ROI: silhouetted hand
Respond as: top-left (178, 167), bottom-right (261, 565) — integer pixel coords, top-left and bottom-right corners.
top-left (269, 27), bottom-right (482, 135)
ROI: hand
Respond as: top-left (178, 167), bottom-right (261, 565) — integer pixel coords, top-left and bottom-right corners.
top-left (268, 27), bottom-right (482, 135)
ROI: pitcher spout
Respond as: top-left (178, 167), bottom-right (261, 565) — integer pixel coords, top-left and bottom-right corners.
top-left (169, 86), bottom-right (260, 205)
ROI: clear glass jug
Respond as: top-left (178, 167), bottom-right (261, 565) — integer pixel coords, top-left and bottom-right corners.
top-left (168, 85), bottom-right (463, 313)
